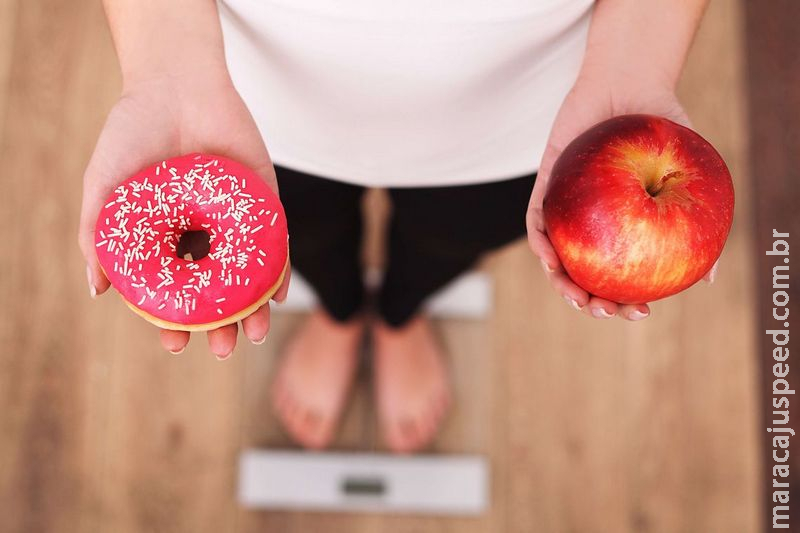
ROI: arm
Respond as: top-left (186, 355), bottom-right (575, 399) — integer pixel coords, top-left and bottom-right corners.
top-left (527, 0), bottom-right (709, 321)
top-left (580, 0), bottom-right (708, 92)
top-left (103, 0), bottom-right (228, 88)
top-left (80, 1), bottom-right (289, 357)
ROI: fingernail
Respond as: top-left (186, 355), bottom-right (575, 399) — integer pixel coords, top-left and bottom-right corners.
top-left (216, 351), bottom-right (233, 361)
top-left (707, 262), bottom-right (718, 284)
top-left (540, 259), bottom-right (554, 273)
top-left (86, 265), bottom-right (97, 299)
top-left (592, 307), bottom-right (614, 319)
top-left (252, 335), bottom-right (267, 345)
top-left (168, 347), bottom-right (185, 355)
top-left (563, 295), bottom-right (583, 312)
top-left (630, 310), bottom-right (649, 321)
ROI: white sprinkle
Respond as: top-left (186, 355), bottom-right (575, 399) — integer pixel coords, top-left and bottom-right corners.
top-left (217, 308), bottom-right (223, 315)
top-left (215, 297), bottom-right (226, 303)
top-left (270, 212), bottom-right (278, 226)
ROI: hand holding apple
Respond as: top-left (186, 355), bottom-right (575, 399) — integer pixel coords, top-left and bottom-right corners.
top-left (527, 76), bottom-right (723, 320)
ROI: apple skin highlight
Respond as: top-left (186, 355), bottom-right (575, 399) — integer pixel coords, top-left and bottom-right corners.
top-left (543, 114), bottom-right (734, 304)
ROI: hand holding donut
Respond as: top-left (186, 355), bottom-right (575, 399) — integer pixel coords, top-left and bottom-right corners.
top-left (78, 71), bottom-right (290, 358)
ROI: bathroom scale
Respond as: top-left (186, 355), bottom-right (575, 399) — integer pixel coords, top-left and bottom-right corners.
top-left (238, 449), bottom-right (489, 515)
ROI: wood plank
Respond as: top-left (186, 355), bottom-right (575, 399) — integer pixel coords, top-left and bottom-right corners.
top-left (0, 0), bottom-right (18, 138)
top-left (742, 0), bottom-right (800, 529)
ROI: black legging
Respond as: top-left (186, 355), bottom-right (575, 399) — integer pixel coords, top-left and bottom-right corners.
top-left (276, 165), bottom-right (536, 327)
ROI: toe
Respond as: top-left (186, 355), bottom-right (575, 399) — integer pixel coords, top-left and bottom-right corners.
top-left (388, 418), bottom-right (421, 454)
top-left (285, 405), bottom-right (332, 450)
top-left (299, 409), bottom-right (334, 450)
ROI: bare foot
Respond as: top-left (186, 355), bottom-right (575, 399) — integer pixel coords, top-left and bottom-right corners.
top-left (271, 308), bottom-right (364, 449)
top-left (373, 316), bottom-right (452, 453)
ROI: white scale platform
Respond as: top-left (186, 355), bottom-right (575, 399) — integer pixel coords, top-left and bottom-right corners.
top-left (239, 271), bottom-right (492, 515)
top-left (239, 450), bottom-right (488, 515)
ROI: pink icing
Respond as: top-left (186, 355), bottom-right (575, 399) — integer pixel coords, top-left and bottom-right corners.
top-left (95, 153), bottom-right (288, 326)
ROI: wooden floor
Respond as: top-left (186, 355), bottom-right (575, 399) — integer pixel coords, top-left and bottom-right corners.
top-left (0, 1), bottom-right (761, 532)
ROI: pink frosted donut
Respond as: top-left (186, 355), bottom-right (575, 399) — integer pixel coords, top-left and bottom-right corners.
top-left (95, 153), bottom-right (289, 331)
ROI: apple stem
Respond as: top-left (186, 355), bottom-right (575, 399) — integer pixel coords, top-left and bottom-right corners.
top-left (647, 171), bottom-right (682, 197)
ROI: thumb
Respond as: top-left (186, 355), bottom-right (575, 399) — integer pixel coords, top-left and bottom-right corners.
top-left (78, 165), bottom-right (112, 298)
top-left (526, 139), bottom-right (565, 271)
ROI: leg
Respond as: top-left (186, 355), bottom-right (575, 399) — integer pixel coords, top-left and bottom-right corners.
top-left (271, 166), bottom-right (367, 449)
top-left (380, 174), bottom-right (536, 325)
top-left (374, 173), bottom-right (536, 452)
top-left (277, 166), bottom-right (365, 321)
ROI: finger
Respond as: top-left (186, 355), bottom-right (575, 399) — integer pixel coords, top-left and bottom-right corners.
top-left (584, 296), bottom-right (618, 319)
top-left (79, 182), bottom-right (112, 298)
top-left (242, 303), bottom-right (270, 344)
top-left (527, 225), bottom-right (562, 272)
top-left (160, 329), bottom-right (190, 354)
top-left (618, 303), bottom-right (651, 321)
top-left (207, 322), bottom-right (238, 359)
top-left (272, 261), bottom-right (291, 303)
top-left (544, 268), bottom-right (589, 310)
top-left (703, 259), bottom-right (719, 283)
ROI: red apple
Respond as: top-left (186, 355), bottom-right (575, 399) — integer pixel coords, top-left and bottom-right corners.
top-left (543, 114), bottom-right (734, 304)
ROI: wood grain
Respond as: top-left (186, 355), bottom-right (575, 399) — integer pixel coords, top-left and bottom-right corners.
top-left (0, 0), bottom-right (760, 532)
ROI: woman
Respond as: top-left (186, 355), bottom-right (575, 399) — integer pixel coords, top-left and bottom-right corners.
top-left (79, 0), bottom-right (711, 452)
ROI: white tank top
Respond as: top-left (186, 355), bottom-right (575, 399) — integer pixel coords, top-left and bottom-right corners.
top-left (219, 0), bottom-right (594, 187)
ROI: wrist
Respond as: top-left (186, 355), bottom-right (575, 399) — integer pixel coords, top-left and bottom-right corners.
top-left (576, 53), bottom-right (679, 95)
top-left (122, 63), bottom-right (231, 97)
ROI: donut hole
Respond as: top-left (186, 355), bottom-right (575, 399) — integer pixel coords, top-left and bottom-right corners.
top-left (176, 230), bottom-right (211, 261)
